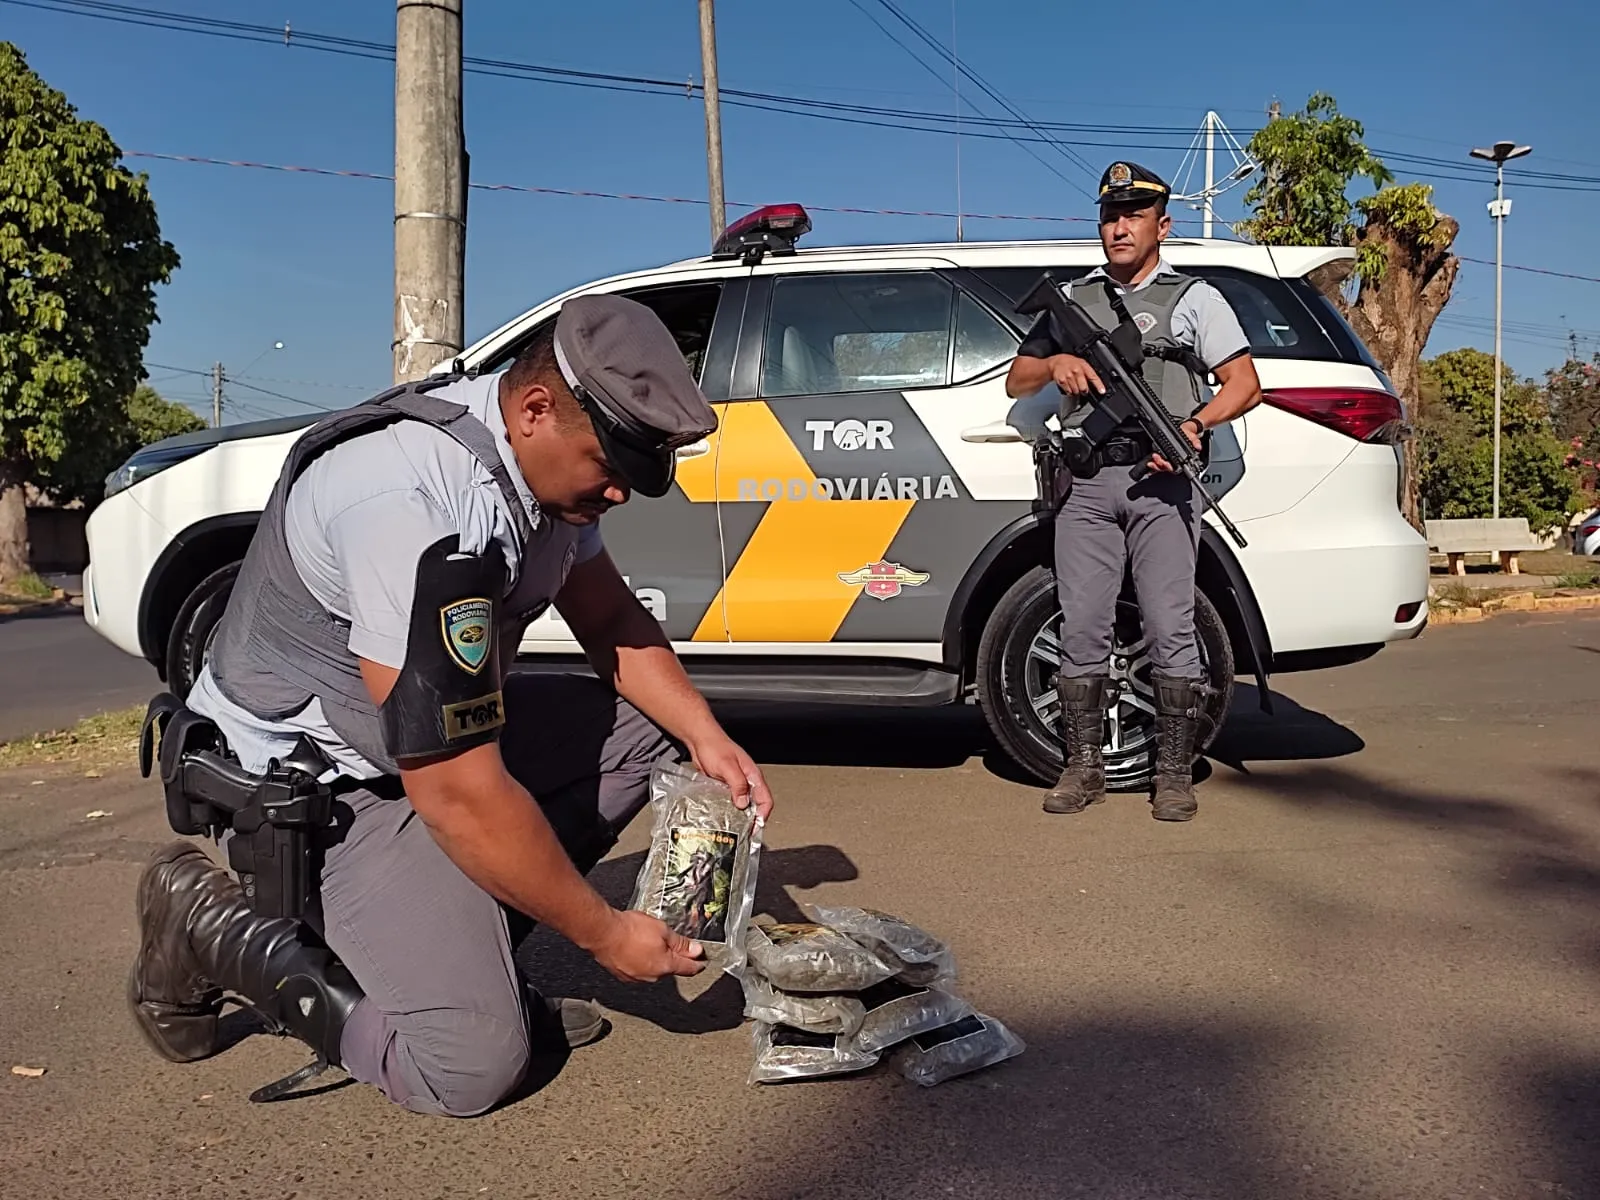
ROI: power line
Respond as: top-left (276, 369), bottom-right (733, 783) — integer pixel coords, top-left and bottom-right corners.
top-left (124, 150), bottom-right (1116, 226)
top-left (16, 0), bottom-right (1600, 199)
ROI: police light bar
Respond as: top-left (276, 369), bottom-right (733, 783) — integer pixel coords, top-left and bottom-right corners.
top-left (710, 203), bottom-right (812, 263)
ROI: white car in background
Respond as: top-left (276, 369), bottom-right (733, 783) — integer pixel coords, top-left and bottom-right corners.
top-left (1573, 508), bottom-right (1600, 557)
top-left (84, 205), bottom-right (1429, 789)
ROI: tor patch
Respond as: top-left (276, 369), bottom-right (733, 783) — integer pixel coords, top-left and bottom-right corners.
top-left (441, 598), bottom-right (494, 675)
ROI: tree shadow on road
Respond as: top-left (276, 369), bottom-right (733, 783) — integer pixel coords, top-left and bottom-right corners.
top-left (731, 1014), bottom-right (1315, 1200)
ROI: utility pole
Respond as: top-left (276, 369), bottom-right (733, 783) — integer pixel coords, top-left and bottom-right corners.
top-left (393, 0), bottom-right (466, 384)
top-left (697, 0), bottom-right (726, 243)
top-left (1202, 111), bottom-right (1217, 239)
top-left (211, 361), bottom-right (225, 428)
top-left (1470, 139), bottom-right (1532, 520)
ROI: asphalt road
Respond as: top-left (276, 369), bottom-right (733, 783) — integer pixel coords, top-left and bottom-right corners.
top-left (0, 606), bottom-right (161, 742)
top-left (4, 610), bottom-right (1600, 1199)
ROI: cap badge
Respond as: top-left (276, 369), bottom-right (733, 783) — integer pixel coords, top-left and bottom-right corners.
top-left (1108, 162), bottom-right (1132, 187)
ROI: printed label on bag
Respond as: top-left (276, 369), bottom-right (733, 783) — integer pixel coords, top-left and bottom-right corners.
top-left (655, 826), bottom-right (737, 941)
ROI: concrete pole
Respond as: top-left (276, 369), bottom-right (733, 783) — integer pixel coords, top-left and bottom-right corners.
top-left (394, 0), bottom-right (466, 384)
top-left (698, 0), bottom-right (726, 243)
top-left (211, 362), bottom-right (225, 428)
top-left (1203, 111), bottom-right (1216, 239)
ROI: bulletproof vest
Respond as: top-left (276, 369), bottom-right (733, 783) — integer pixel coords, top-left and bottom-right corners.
top-left (1061, 271), bottom-right (1208, 429)
top-left (206, 378), bottom-right (534, 776)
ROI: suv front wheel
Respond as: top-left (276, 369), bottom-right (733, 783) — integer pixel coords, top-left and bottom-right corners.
top-left (164, 561), bottom-right (240, 699)
top-left (976, 566), bottom-right (1234, 792)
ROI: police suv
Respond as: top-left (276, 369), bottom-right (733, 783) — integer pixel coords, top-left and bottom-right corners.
top-left (84, 205), bottom-right (1429, 790)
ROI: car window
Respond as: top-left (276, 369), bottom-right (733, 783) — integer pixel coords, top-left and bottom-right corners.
top-left (480, 280), bottom-right (724, 381)
top-left (953, 291), bottom-right (1020, 382)
top-left (760, 272), bottom-right (954, 397)
top-left (969, 263), bottom-right (1350, 363)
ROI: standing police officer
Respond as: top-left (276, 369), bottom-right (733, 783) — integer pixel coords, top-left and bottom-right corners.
top-left (127, 294), bottom-right (775, 1117)
top-left (1005, 162), bottom-right (1262, 822)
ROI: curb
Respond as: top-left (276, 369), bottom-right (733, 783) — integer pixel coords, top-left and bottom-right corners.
top-left (0, 589), bottom-right (78, 618)
top-left (1428, 591), bottom-right (1600, 625)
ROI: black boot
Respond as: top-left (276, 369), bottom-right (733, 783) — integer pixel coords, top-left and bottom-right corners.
top-left (128, 842), bottom-right (364, 1098)
top-left (1150, 674), bottom-right (1203, 822)
top-left (1042, 675), bottom-right (1108, 814)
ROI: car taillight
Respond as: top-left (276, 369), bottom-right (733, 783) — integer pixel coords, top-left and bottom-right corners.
top-left (1262, 387), bottom-right (1404, 443)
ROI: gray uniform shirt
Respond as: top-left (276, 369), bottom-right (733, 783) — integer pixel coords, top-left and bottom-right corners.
top-left (187, 370), bottom-right (604, 778)
top-left (1007, 257), bottom-right (1252, 441)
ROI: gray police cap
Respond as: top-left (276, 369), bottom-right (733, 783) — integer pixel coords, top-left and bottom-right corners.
top-left (553, 294), bottom-right (719, 497)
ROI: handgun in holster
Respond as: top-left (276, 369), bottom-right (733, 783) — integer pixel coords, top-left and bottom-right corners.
top-left (1031, 431), bottom-right (1073, 516)
top-left (140, 693), bottom-right (335, 921)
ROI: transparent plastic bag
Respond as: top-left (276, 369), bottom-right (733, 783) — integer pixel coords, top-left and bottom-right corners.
top-left (889, 1012), bottom-right (1026, 1087)
top-left (745, 919), bottom-right (897, 993)
top-left (748, 1021), bottom-right (879, 1085)
top-left (851, 978), bottom-right (974, 1056)
top-left (805, 904), bottom-right (957, 986)
top-left (739, 971), bottom-right (867, 1037)
top-left (629, 760), bottom-right (762, 974)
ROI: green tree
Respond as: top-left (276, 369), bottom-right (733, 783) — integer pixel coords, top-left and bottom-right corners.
top-left (1236, 92), bottom-right (1394, 247)
top-left (1543, 354), bottom-right (1600, 496)
top-left (1236, 94), bottom-right (1460, 529)
top-left (0, 41), bottom-right (179, 581)
top-left (1415, 348), bottom-right (1580, 534)
top-left (36, 385), bottom-right (205, 508)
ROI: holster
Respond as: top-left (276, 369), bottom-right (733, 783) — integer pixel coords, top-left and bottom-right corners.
top-left (1032, 433), bottom-right (1073, 516)
top-left (140, 693), bottom-right (336, 921)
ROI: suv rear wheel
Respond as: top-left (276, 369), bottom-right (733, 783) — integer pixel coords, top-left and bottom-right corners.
top-left (164, 561), bottom-right (240, 699)
top-left (976, 566), bottom-right (1233, 792)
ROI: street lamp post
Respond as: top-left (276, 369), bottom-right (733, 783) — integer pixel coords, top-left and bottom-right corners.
top-left (1469, 140), bottom-right (1532, 520)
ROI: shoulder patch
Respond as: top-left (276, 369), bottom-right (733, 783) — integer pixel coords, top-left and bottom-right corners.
top-left (441, 598), bottom-right (494, 674)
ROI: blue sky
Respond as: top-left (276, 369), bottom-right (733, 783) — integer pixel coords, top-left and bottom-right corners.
top-left (7, 0), bottom-right (1599, 422)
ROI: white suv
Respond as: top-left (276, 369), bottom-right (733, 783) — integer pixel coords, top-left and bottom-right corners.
top-left (84, 205), bottom-right (1429, 789)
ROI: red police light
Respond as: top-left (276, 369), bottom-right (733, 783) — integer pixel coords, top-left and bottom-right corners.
top-left (711, 203), bottom-right (812, 262)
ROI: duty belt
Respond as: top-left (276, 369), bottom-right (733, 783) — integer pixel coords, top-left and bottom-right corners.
top-left (1097, 431), bottom-right (1153, 467)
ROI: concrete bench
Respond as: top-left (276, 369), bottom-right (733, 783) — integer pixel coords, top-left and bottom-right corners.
top-left (1425, 517), bottom-right (1543, 575)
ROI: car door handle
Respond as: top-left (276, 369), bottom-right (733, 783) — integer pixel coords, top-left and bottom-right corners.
top-left (674, 439), bottom-right (710, 459)
top-left (960, 422), bottom-right (1024, 444)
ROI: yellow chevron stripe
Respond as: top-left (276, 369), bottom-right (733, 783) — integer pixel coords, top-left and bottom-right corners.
top-left (693, 401), bottom-right (915, 643)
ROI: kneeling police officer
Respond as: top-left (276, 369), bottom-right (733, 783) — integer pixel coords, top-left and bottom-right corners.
top-left (1005, 162), bottom-right (1261, 822)
top-left (129, 294), bottom-right (774, 1117)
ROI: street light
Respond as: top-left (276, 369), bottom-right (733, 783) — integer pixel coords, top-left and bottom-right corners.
top-left (1469, 140), bottom-right (1532, 520)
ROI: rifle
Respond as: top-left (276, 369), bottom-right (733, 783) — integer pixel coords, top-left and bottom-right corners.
top-left (1016, 271), bottom-right (1247, 550)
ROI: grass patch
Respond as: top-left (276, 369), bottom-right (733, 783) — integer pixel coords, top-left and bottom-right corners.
top-left (0, 704), bottom-right (144, 772)
top-left (0, 571), bottom-right (57, 604)
top-left (1554, 571), bottom-right (1600, 589)
top-left (1430, 581), bottom-right (1479, 609)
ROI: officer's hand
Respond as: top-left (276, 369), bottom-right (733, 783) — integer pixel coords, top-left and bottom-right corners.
top-left (1050, 354), bottom-right (1105, 397)
top-left (592, 910), bottom-right (706, 983)
top-left (1148, 420), bottom-right (1203, 473)
top-left (690, 734), bottom-right (775, 823)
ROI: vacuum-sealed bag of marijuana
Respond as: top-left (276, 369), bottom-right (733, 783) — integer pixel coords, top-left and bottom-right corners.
top-left (850, 978), bottom-right (974, 1056)
top-left (745, 919), bottom-right (897, 993)
top-left (889, 1012), bottom-right (1025, 1087)
top-left (629, 760), bottom-right (763, 974)
top-left (739, 971), bottom-right (868, 1037)
top-left (748, 1022), bottom-right (880, 1085)
top-left (805, 904), bottom-right (957, 987)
